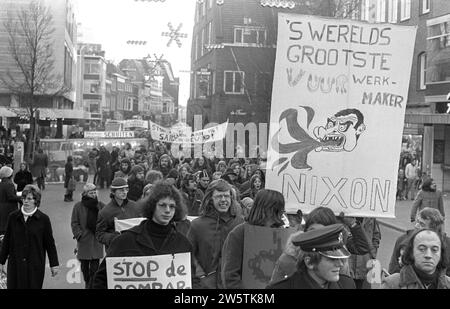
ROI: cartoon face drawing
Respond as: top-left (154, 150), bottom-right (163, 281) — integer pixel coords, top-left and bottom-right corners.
top-left (313, 109), bottom-right (366, 152)
top-left (271, 107), bottom-right (367, 174)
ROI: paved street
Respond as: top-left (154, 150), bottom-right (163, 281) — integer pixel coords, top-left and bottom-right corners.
top-left (31, 183), bottom-right (449, 289)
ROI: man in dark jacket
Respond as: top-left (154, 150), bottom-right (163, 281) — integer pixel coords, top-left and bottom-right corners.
top-left (267, 224), bottom-right (356, 289)
top-left (31, 149), bottom-right (48, 190)
top-left (95, 177), bottom-right (141, 251)
top-left (0, 166), bottom-right (21, 235)
top-left (389, 207), bottom-right (450, 276)
top-left (187, 179), bottom-right (243, 288)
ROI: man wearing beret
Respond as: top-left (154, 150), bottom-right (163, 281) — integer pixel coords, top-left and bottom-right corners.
top-left (267, 224), bottom-right (356, 289)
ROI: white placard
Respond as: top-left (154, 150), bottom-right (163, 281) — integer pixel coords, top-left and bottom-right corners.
top-left (106, 253), bottom-right (191, 289)
top-left (266, 14), bottom-right (417, 218)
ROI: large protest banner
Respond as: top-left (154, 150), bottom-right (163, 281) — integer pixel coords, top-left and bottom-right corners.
top-left (242, 225), bottom-right (295, 289)
top-left (106, 253), bottom-right (191, 289)
top-left (266, 14), bottom-right (417, 218)
top-left (149, 120), bottom-right (228, 144)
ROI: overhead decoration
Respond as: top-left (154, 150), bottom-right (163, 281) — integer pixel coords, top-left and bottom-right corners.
top-left (126, 40), bottom-right (147, 45)
top-left (161, 22), bottom-right (188, 48)
top-left (260, 0), bottom-right (296, 9)
top-left (205, 44), bottom-right (224, 50)
top-left (134, 0), bottom-right (166, 2)
top-left (216, 0), bottom-right (224, 4)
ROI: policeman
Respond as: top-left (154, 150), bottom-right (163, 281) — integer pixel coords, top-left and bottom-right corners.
top-left (267, 223), bottom-right (356, 289)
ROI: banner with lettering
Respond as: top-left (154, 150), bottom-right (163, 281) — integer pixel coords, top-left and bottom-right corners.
top-left (106, 253), bottom-right (191, 289)
top-left (123, 120), bottom-right (149, 130)
top-left (149, 120), bottom-right (229, 144)
top-left (242, 225), bottom-right (295, 289)
top-left (266, 14), bottom-right (416, 218)
top-left (149, 120), bottom-right (192, 143)
top-left (84, 131), bottom-right (135, 139)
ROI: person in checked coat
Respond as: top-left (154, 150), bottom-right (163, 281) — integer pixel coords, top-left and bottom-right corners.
top-left (71, 183), bottom-right (105, 288)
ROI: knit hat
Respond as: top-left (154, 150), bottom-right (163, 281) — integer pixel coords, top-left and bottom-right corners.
top-left (110, 177), bottom-right (129, 190)
top-left (241, 197), bottom-right (254, 209)
top-left (82, 183), bottom-right (97, 196)
top-left (131, 165), bottom-right (144, 175)
top-left (0, 166), bottom-right (13, 178)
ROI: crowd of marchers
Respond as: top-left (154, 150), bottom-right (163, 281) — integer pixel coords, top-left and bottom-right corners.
top-left (0, 141), bottom-right (448, 289)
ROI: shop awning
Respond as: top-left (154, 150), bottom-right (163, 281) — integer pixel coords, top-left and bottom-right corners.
top-left (0, 107), bottom-right (85, 120)
top-left (0, 107), bottom-right (19, 117)
top-left (405, 113), bottom-right (450, 124)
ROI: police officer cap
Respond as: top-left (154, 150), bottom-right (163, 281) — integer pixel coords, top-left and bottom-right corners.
top-left (292, 224), bottom-right (350, 259)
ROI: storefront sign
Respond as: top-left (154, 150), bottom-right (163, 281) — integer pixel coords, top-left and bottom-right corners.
top-left (84, 131), bottom-right (135, 139)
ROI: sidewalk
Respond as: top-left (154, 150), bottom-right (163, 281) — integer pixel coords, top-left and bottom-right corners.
top-left (378, 194), bottom-right (450, 235)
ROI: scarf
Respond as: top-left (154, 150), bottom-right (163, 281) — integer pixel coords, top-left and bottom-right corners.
top-left (413, 264), bottom-right (439, 289)
top-left (82, 196), bottom-right (99, 233)
top-left (21, 206), bottom-right (37, 222)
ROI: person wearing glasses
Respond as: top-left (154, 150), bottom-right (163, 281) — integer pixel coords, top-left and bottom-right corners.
top-left (95, 177), bottom-right (141, 251)
top-left (0, 185), bottom-right (59, 289)
top-left (71, 183), bottom-right (105, 288)
top-left (91, 181), bottom-right (194, 289)
top-left (187, 179), bottom-right (244, 288)
top-left (389, 207), bottom-right (450, 276)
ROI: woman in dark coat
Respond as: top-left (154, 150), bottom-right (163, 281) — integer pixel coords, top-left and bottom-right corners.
top-left (13, 162), bottom-right (33, 192)
top-left (0, 185), bottom-right (59, 289)
top-left (71, 183), bottom-right (105, 288)
top-left (0, 166), bottom-right (21, 235)
top-left (91, 181), bottom-right (195, 289)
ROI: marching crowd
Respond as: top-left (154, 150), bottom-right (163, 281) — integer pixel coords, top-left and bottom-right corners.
top-left (0, 141), bottom-right (448, 289)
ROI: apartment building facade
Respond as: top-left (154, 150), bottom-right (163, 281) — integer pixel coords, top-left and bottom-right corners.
top-left (0, 0), bottom-right (83, 137)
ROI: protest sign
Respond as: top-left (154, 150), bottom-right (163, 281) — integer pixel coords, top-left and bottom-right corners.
top-left (106, 253), bottom-right (191, 289)
top-left (123, 119), bottom-right (149, 130)
top-left (242, 225), bottom-right (295, 289)
top-left (266, 14), bottom-right (417, 218)
top-left (114, 218), bottom-right (147, 232)
top-left (150, 120), bottom-right (228, 144)
top-left (149, 120), bottom-right (192, 143)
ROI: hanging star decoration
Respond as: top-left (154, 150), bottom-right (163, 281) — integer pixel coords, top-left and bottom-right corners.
top-left (161, 22), bottom-right (188, 48)
top-left (126, 40), bottom-right (147, 45)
